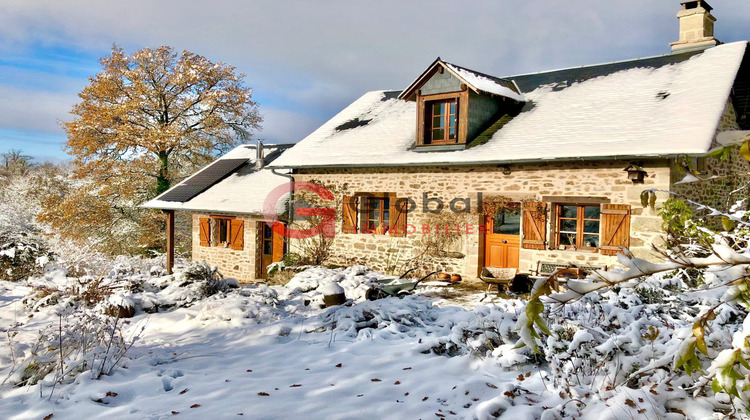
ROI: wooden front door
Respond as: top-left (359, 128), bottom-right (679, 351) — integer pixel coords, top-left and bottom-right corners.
top-left (484, 204), bottom-right (521, 269)
top-left (260, 221), bottom-right (286, 278)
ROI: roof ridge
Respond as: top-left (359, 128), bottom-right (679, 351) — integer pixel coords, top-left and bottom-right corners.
top-left (501, 45), bottom-right (729, 79)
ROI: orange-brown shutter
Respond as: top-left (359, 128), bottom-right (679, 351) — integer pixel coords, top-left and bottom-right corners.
top-left (199, 217), bottom-right (210, 247)
top-left (229, 219), bottom-right (244, 250)
top-left (389, 198), bottom-right (408, 237)
top-left (272, 221), bottom-right (285, 262)
top-left (416, 95), bottom-right (425, 145)
top-left (522, 202), bottom-right (547, 250)
top-left (600, 204), bottom-right (631, 256)
top-left (342, 196), bottom-right (359, 234)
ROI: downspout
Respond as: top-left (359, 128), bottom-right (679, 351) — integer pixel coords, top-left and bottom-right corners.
top-left (270, 168), bottom-right (295, 224)
top-left (271, 168), bottom-right (295, 256)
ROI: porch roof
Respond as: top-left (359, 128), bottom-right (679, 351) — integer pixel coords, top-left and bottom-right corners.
top-left (141, 144), bottom-right (292, 215)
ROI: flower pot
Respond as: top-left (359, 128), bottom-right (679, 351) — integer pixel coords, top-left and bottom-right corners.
top-left (438, 272), bottom-right (451, 281)
top-left (450, 274), bottom-right (462, 283)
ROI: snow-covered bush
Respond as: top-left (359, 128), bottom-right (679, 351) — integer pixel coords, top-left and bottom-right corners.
top-left (4, 311), bottom-right (142, 388)
top-left (517, 195), bottom-right (750, 414)
top-left (0, 233), bottom-right (54, 281)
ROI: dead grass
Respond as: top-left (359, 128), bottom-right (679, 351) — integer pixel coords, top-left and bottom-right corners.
top-left (264, 269), bottom-right (296, 287)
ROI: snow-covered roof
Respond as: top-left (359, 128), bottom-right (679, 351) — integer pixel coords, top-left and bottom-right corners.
top-left (142, 144), bottom-right (293, 214)
top-left (398, 58), bottom-right (524, 102)
top-left (269, 41), bottom-right (748, 169)
top-left (443, 62), bottom-right (525, 102)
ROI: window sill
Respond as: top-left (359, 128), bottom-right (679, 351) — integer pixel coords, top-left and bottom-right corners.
top-left (550, 247), bottom-right (600, 254)
top-left (413, 144), bottom-right (466, 152)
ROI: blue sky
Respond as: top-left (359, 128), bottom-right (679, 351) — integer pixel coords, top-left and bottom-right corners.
top-left (0, 0), bottom-right (748, 162)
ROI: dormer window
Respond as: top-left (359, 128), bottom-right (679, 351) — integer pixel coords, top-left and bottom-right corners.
top-left (429, 99), bottom-right (457, 143)
top-left (400, 58), bottom-right (524, 148)
top-left (416, 91), bottom-right (468, 146)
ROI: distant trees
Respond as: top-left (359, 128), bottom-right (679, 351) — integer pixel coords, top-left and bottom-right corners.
top-left (40, 45), bottom-right (261, 254)
top-left (0, 149), bottom-right (34, 178)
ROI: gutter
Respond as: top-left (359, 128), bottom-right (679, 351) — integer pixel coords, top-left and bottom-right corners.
top-left (265, 154), bottom-right (682, 170)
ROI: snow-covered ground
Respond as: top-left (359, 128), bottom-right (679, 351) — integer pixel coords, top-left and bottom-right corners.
top-left (0, 264), bottom-right (741, 419)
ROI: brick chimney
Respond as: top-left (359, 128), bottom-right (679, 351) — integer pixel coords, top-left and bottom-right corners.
top-left (670, 1), bottom-right (720, 52)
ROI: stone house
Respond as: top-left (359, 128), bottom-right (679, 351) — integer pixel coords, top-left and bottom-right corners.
top-left (146, 1), bottom-right (750, 283)
top-left (263, 1), bottom-right (750, 279)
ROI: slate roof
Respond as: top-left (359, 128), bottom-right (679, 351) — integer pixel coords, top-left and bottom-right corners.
top-left (142, 144), bottom-right (293, 214)
top-left (269, 41), bottom-right (750, 169)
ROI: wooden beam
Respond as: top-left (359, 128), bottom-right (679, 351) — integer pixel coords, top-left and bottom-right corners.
top-left (165, 210), bottom-right (175, 275)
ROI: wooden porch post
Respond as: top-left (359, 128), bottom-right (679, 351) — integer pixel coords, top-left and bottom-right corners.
top-left (165, 210), bottom-right (175, 274)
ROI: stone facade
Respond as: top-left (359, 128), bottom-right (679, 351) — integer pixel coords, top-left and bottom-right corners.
top-left (191, 212), bottom-right (261, 282)
top-left (291, 159), bottom-right (671, 278)
top-left (673, 99), bottom-right (750, 211)
top-left (186, 98), bottom-right (745, 283)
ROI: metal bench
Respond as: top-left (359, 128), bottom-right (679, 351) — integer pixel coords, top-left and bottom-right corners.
top-left (534, 261), bottom-right (606, 291)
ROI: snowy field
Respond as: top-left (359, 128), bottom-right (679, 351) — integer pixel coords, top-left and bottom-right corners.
top-left (0, 263), bottom-right (741, 419)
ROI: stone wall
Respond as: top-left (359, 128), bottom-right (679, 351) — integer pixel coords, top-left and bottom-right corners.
top-left (672, 98), bottom-right (750, 212)
top-left (291, 159), bottom-right (671, 280)
top-left (191, 212), bottom-right (261, 282)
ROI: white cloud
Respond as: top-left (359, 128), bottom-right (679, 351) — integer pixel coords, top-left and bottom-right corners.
top-left (257, 107), bottom-right (326, 144)
top-left (0, 0), bottom-right (749, 154)
top-left (0, 85), bottom-right (73, 133)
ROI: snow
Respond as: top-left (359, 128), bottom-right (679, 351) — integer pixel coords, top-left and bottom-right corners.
top-left (142, 144), bottom-right (292, 214)
top-left (269, 42), bottom-right (747, 169)
top-left (444, 62), bottom-right (526, 102)
top-left (0, 260), bottom-right (746, 418)
top-left (716, 130), bottom-right (750, 147)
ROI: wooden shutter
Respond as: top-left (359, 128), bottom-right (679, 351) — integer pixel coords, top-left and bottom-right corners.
top-left (272, 221), bottom-right (285, 262)
top-left (600, 204), bottom-right (631, 256)
top-left (199, 217), bottom-right (210, 247)
top-left (342, 196), bottom-right (359, 234)
top-left (229, 219), bottom-right (244, 250)
top-left (522, 202), bottom-right (547, 250)
top-left (389, 198), bottom-right (408, 237)
top-left (254, 222), bottom-right (263, 279)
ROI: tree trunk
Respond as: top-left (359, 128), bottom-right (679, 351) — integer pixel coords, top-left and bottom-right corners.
top-left (156, 151), bottom-right (170, 195)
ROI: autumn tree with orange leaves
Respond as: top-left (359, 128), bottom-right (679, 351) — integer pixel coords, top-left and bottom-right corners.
top-left (39, 45), bottom-right (260, 254)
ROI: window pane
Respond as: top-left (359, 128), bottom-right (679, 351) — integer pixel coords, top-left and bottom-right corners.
top-left (433, 116), bottom-right (444, 129)
top-left (449, 101), bottom-right (456, 114)
top-left (494, 208), bottom-right (521, 235)
top-left (583, 234), bottom-right (599, 248)
top-left (219, 220), bottom-right (228, 243)
top-left (560, 219), bottom-right (577, 232)
top-left (449, 127), bottom-right (456, 139)
top-left (584, 206), bottom-right (601, 219)
top-left (263, 224), bottom-right (272, 239)
top-left (584, 220), bottom-right (600, 233)
top-left (432, 102), bottom-right (444, 115)
top-left (432, 129), bottom-right (444, 140)
top-left (263, 240), bottom-right (273, 255)
top-left (560, 205), bottom-right (577, 218)
top-left (560, 233), bottom-right (577, 246)
top-left (449, 115), bottom-right (456, 128)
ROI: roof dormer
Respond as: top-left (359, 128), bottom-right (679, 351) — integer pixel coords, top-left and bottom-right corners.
top-left (399, 58), bottom-right (525, 148)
